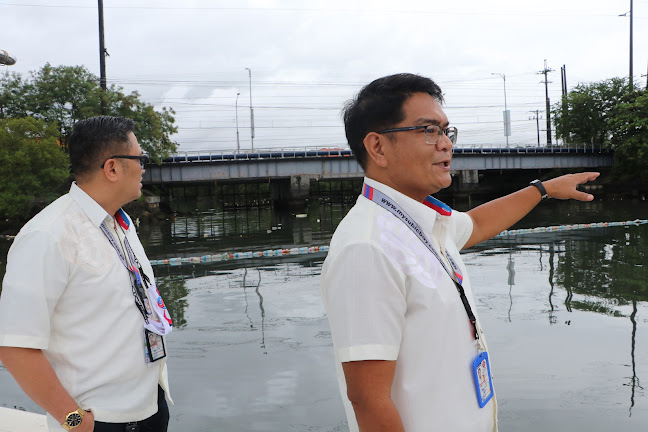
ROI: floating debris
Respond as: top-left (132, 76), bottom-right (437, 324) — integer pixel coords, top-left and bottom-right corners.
top-left (150, 246), bottom-right (330, 266)
top-left (149, 219), bottom-right (648, 266)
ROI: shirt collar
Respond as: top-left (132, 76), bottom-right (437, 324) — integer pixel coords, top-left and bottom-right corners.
top-left (69, 182), bottom-right (113, 228)
top-left (363, 176), bottom-right (453, 230)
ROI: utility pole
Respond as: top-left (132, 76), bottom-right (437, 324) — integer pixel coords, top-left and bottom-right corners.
top-left (491, 73), bottom-right (510, 147)
top-left (98, 0), bottom-right (107, 113)
top-left (235, 92), bottom-right (240, 152)
top-left (630, 0), bottom-right (633, 91)
top-left (529, 110), bottom-right (541, 147)
top-left (620, 1), bottom-right (634, 91)
top-left (560, 65), bottom-right (568, 145)
top-left (244, 67), bottom-right (255, 150)
top-left (538, 60), bottom-right (553, 145)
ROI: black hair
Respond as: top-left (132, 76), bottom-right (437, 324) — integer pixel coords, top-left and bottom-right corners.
top-left (343, 73), bottom-right (444, 169)
top-left (68, 116), bottom-right (136, 179)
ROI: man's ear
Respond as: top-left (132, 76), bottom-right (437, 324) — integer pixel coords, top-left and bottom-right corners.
top-left (101, 159), bottom-right (120, 183)
top-left (363, 132), bottom-right (389, 168)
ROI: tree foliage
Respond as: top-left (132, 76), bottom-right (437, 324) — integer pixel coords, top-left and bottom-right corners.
top-left (552, 77), bottom-right (630, 146)
top-left (553, 78), bottom-right (648, 181)
top-left (0, 117), bottom-right (70, 220)
top-left (609, 89), bottom-right (648, 181)
top-left (0, 63), bottom-right (177, 161)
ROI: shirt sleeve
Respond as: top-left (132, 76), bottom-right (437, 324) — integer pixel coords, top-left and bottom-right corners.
top-left (450, 211), bottom-right (474, 250)
top-left (322, 242), bottom-right (407, 363)
top-left (0, 229), bottom-right (68, 349)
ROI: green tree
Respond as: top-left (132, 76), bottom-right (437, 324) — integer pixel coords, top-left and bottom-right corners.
top-left (0, 117), bottom-right (70, 220)
top-left (609, 89), bottom-right (648, 181)
top-left (0, 63), bottom-right (177, 161)
top-left (553, 77), bottom-right (630, 146)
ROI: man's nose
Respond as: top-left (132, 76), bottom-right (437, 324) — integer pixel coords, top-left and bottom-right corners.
top-left (436, 133), bottom-right (453, 153)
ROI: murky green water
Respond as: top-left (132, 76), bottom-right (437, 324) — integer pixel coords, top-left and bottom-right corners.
top-left (1, 197), bottom-right (648, 431)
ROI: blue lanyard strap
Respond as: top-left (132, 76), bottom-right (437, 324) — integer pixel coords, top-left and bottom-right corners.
top-left (362, 183), bottom-right (479, 340)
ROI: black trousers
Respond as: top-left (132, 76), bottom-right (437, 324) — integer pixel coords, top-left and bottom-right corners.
top-left (93, 386), bottom-right (169, 432)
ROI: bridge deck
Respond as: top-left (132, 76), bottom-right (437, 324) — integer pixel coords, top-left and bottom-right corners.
top-left (143, 145), bottom-right (613, 184)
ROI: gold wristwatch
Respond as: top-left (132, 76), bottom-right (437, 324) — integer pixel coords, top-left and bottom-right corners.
top-left (61, 407), bottom-right (86, 430)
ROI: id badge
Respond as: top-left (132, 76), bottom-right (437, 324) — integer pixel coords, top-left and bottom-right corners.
top-left (472, 351), bottom-right (494, 408)
top-left (144, 329), bottom-right (167, 363)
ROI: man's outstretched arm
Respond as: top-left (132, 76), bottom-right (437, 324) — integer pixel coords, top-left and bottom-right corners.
top-left (463, 172), bottom-right (600, 250)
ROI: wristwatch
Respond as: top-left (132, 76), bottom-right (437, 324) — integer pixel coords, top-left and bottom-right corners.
top-left (61, 407), bottom-right (86, 430)
top-left (529, 179), bottom-right (548, 200)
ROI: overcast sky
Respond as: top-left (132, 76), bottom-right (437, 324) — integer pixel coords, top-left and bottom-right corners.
top-left (2, 0), bottom-right (647, 152)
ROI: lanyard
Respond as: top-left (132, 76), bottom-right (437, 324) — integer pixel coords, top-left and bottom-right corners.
top-left (362, 183), bottom-right (480, 341)
top-left (100, 209), bottom-right (173, 336)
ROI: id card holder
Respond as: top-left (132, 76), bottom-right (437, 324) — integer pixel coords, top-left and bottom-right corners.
top-left (144, 329), bottom-right (167, 363)
top-left (472, 351), bottom-right (494, 408)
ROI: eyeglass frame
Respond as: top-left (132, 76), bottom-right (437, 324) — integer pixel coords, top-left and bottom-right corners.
top-left (100, 155), bottom-right (149, 169)
top-left (377, 125), bottom-right (458, 146)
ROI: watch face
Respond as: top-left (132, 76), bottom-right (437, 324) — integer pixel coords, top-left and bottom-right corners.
top-left (67, 412), bottom-right (83, 427)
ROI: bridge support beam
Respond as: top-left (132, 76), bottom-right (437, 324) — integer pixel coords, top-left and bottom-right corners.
top-left (269, 175), bottom-right (314, 208)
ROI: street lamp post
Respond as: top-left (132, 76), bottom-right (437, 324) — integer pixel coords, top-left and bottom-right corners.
top-left (244, 68), bottom-right (255, 150)
top-left (0, 50), bottom-right (16, 66)
top-left (0, 50), bottom-right (16, 117)
top-left (235, 92), bottom-right (240, 152)
top-left (492, 73), bottom-right (510, 147)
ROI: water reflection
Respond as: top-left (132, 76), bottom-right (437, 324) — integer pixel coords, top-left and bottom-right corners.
top-left (138, 201), bottom-right (351, 262)
top-left (556, 225), bottom-right (648, 308)
top-left (243, 268), bottom-right (266, 354)
top-left (506, 254), bottom-right (515, 322)
top-left (625, 300), bottom-right (643, 416)
top-left (547, 244), bottom-right (561, 324)
top-left (155, 276), bottom-right (189, 328)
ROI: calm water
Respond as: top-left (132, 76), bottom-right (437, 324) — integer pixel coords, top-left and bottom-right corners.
top-left (1, 196), bottom-right (648, 431)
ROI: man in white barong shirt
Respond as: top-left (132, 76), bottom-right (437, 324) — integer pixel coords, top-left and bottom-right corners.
top-left (321, 73), bottom-right (599, 432)
top-left (0, 116), bottom-right (172, 432)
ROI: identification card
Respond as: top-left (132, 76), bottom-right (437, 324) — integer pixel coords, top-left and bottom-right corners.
top-left (472, 351), bottom-right (494, 408)
top-left (144, 329), bottom-right (167, 363)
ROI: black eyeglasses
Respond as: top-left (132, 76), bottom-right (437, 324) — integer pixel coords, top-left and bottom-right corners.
top-left (100, 155), bottom-right (149, 169)
top-left (377, 125), bottom-right (458, 146)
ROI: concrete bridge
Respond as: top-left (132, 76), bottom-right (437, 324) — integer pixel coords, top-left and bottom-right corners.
top-left (142, 145), bottom-right (613, 203)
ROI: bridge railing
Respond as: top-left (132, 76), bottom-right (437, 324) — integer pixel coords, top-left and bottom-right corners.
top-left (162, 146), bottom-right (354, 163)
top-left (454, 142), bottom-right (609, 154)
top-left (160, 144), bottom-right (610, 163)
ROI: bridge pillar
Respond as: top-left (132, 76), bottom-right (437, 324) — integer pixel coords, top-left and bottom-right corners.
top-left (269, 175), bottom-right (314, 208)
top-left (290, 175), bottom-right (312, 200)
top-left (460, 170), bottom-right (479, 185)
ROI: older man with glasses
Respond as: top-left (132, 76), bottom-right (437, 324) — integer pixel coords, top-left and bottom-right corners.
top-left (0, 116), bottom-right (172, 432)
top-left (321, 73), bottom-right (599, 432)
